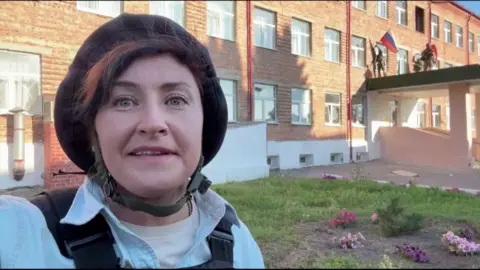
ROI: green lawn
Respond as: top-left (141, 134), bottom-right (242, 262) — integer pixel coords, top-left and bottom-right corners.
top-left (211, 176), bottom-right (480, 268)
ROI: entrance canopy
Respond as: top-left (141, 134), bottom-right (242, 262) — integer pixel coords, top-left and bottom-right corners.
top-left (366, 64), bottom-right (480, 98)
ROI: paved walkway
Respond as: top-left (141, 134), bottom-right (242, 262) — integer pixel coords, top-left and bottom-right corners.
top-left (274, 160), bottom-right (480, 191)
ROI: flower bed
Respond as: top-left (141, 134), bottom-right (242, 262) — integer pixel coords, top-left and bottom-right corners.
top-left (441, 231), bottom-right (480, 256)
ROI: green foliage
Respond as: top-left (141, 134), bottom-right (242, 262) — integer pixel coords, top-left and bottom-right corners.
top-left (376, 197), bottom-right (425, 237)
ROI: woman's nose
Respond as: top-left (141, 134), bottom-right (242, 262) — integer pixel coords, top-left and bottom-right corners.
top-left (136, 108), bottom-right (169, 136)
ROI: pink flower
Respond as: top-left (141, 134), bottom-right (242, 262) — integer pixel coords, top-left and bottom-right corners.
top-left (371, 212), bottom-right (377, 222)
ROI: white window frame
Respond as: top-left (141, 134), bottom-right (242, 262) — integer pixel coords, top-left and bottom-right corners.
top-left (397, 49), bottom-right (408, 75)
top-left (207, 1), bottom-right (235, 41)
top-left (325, 92), bottom-right (341, 126)
top-left (219, 79), bottom-right (237, 122)
top-left (432, 104), bottom-right (441, 128)
top-left (351, 36), bottom-right (366, 67)
top-left (291, 88), bottom-right (312, 125)
top-left (376, 0), bottom-right (388, 19)
top-left (253, 7), bottom-right (276, 50)
top-left (469, 32), bottom-right (474, 53)
top-left (416, 102), bottom-right (426, 128)
top-left (149, 1), bottom-right (185, 27)
top-left (0, 50), bottom-right (41, 115)
top-left (291, 18), bottom-right (311, 57)
top-left (431, 14), bottom-right (439, 39)
top-left (473, 110), bottom-right (476, 131)
top-left (76, 1), bottom-right (122, 17)
top-left (352, 1), bottom-right (366, 10)
top-left (444, 20), bottom-right (452, 44)
top-left (446, 104), bottom-right (450, 130)
top-left (253, 83), bottom-right (277, 123)
top-left (352, 96), bottom-right (366, 127)
top-left (324, 28), bottom-right (340, 63)
top-left (396, 1), bottom-right (407, 26)
top-left (456, 25), bottom-right (463, 48)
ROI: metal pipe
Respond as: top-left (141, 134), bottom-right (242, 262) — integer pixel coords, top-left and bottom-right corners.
top-left (346, 0), bottom-right (353, 162)
top-left (246, 0), bottom-right (253, 120)
top-left (10, 108), bottom-right (25, 181)
top-left (428, 0), bottom-right (433, 128)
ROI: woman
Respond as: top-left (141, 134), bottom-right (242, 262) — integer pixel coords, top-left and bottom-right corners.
top-left (0, 14), bottom-right (264, 268)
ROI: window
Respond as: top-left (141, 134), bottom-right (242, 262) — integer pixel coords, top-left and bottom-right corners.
top-left (416, 102), bottom-right (426, 128)
top-left (396, 49), bottom-right (408, 75)
top-left (432, 104), bottom-right (441, 128)
top-left (150, 1), bottom-right (184, 26)
top-left (352, 1), bottom-right (366, 10)
top-left (396, 1), bottom-right (407, 26)
top-left (207, 1), bottom-right (235, 41)
top-left (253, 7), bottom-right (276, 49)
top-left (444, 20), bottom-right (452, 43)
top-left (432, 60), bottom-right (440, 70)
top-left (469, 32), bottom-right (474, 53)
top-left (431, 14), bottom-right (439, 39)
top-left (472, 110), bottom-right (476, 131)
top-left (444, 62), bottom-right (453, 68)
top-left (376, 43), bottom-right (388, 66)
top-left (291, 88), bottom-right (312, 125)
top-left (351, 36), bottom-right (366, 67)
top-left (219, 79), bottom-right (237, 122)
top-left (330, 153), bottom-right (343, 164)
top-left (455, 25), bottom-right (463, 48)
top-left (324, 28), bottom-right (340, 62)
top-left (446, 104), bottom-right (450, 129)
top-left (253, 83), bottom-right (276, 123)
top-left (76, 1), bottom-right (122, 17)
top-left (291, 18), bottom-right (311, 57)
top-left (376, 0), bottom-right (388, 19)
top-left (478, 37), bottom-right (480, 56)
top-left (352, 95), bottom-right (365, 126)
top-left (415, 6), bottom-right (425, 33)
top-left (0, 50), bottom-right (41, 115)
top-left (325, 93), bottom-right (341, 125)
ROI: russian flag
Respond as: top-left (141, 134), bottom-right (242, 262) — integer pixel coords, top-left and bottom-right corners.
top-left (380, 30), bottom-right (398, 53)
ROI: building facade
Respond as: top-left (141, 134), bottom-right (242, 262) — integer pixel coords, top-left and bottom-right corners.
top-left (0, 0), bottom-right (479, 189)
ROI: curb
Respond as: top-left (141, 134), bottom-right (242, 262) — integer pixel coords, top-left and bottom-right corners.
top-left (373, 180), bottom-right (480, 196)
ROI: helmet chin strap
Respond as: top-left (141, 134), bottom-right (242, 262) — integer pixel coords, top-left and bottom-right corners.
top-left (88, 137), bottom-right (212, 217)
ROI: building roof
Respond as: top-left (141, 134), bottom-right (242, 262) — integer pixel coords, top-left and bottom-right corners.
top-left (366, 64), bottom-right (480, 92)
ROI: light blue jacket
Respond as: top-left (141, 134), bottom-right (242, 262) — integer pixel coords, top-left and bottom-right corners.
top-left (0, 178), bottom-right (265, 268)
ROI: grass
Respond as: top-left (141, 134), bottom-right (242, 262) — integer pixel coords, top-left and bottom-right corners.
top-left (211, 176), bottom-right (480, 267)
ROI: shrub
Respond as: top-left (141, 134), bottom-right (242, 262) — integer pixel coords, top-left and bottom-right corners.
top-left (376, 197), bottom-right (425, 237)
top-left (395, 244), bottom-right (430, 263)
top-left (329, 209), bottom-right (357, 229)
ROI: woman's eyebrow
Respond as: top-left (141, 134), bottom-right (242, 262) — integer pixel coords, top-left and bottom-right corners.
top-left (112, 80), bottom-right (194, 97)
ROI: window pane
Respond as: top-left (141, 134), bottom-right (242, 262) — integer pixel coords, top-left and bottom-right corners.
top-left (0, 78), bottom-right (7, 110)
top-left (325, 106), bottom-right (330, 123)
top-left (301, 103), bottom-right (311, 123)
top-left (291, 89), bottom-right (304, 102)
top-left (265, 100), bottom-right (276, 122)
top-left (225, 95), bottom-right (235, 122)
top-left (332, 106), bottom-right (340, 124)
top-left (254, 99), bottom-right (263, 121)
top-left (292, 103), bottom-right (300, 122)
top-left (326, 93), bottom-right (340, 104)
top-left (254, 84), bottom-right (275, 98)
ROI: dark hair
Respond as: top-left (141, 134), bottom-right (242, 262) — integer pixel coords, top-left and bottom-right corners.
top-left (74, 37), bottom-right (206, 131)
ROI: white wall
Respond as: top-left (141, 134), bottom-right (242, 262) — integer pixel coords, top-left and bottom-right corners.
top-left (202, 123), bottom-right (269, 184)
top-left (268, 139), bottom-right (368, 170)
top-left (367, 92), bottom-right (394, 160)
top-left (0, 143), bottom-right (44, 189)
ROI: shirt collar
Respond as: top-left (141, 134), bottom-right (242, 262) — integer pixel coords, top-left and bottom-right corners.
top-left (60, 177), bottom-right (231, 226)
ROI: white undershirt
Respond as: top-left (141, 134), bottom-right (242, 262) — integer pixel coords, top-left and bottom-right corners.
top-left (120, 201), bottom-right (200, 268)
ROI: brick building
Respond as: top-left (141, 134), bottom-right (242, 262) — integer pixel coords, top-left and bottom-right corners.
top-left (0, 0), bottom-right (478, 189)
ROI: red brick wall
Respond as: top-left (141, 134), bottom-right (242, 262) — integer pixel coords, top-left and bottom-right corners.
top-left (1, 1), bottom-right (479, 188)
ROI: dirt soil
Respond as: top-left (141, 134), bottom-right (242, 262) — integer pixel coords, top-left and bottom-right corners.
top-left (268, 218), bottom-right (480, 269)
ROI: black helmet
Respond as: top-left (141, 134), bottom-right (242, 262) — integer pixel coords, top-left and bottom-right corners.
top-left (54, 13), bottom-right (228, 216)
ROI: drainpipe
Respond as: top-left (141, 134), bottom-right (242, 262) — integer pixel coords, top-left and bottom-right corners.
top-left (428, 0), bottom-right (433, 128)
top-left (246, 0), bottom-right (253, 120)
top-left (9, 108), bottom-right (25, 181)
top-left (346, 0), bottom-right (353, 162)
top-left (467, 14), bottom-right (471, 65)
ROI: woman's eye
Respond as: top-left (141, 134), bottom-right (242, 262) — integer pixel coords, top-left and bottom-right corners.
top-left (114, 98), bottom-right (135, 108)
top-left (167, 96), bottom-right (188, 107)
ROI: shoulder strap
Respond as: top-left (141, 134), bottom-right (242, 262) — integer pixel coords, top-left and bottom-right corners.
top-left (30, 187), bottom-right (119, 269)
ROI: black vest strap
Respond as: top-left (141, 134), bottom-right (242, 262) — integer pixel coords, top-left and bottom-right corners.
top-left (30, 187), bottom-right (119, 268)
top-left (30, 187), bottom-right (235, 269)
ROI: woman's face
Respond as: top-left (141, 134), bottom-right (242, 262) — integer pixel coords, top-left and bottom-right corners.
top-left (94, 54), bottom-right (204, 200)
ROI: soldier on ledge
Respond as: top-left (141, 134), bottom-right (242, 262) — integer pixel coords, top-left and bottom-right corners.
top-left (420, 43), bottom-right (436, 71)
top-left (372, 45), bottom-right (386, 78)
